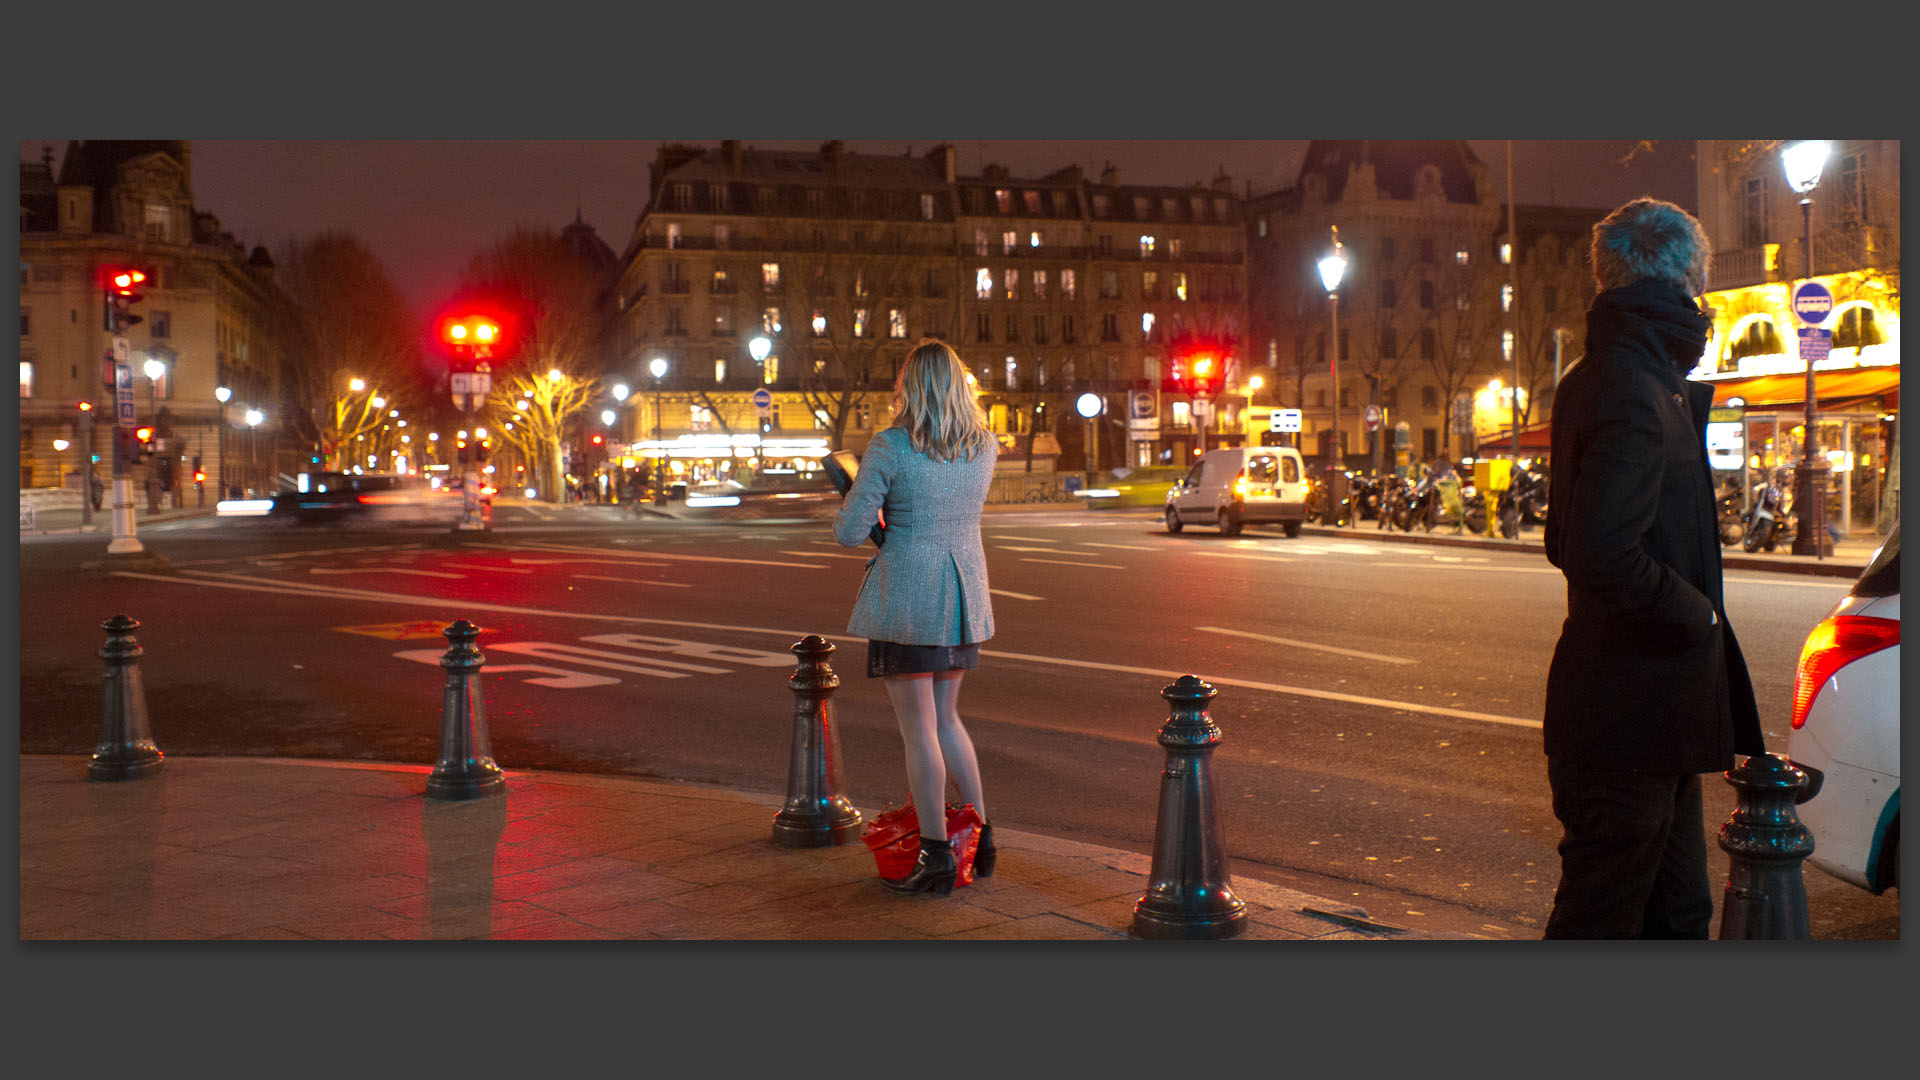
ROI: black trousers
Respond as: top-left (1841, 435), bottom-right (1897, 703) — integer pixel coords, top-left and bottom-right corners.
top-left (1543, 759), bottom-right (1713, 939)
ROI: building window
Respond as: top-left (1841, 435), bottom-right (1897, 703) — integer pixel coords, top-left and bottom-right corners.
top-left (1139, 235), bottom-right (1156, 258)
top-left (18, 307), bottom-right (27, 336)
top-left (758, 188), bottom-right (776, 213)
top-left (713, 309), bottom-right (733, 336)
top-left (854, 309), bottom-right (870, 338)
top-left (889, 309), bottom-right (907, 339)
top-left (665, 308), bottom-right (685, 335)
top-left (667, 222), bottom-right (683, 249)
top-left (1092, 193), bottom-right (1111, 217)
top-left (1501, 284), bottom-right (1513, 312)
top-left (690, 404), bottom-right (713, 431)
top-left (1543, 286), bottom-right (1558, 313)
top-left (807, 190), bottom-right (825, 215)
top-left (20, 360), bottom-right (33, 398)
top-left (715, 358), bottom-right (728, 383)
top-left (1143, 270), bottom-right (1159, 299)
top-left (1379, 280), bottom-right (1396, 308)
top-left (1381, 237), bottom-right (1397, 263)
top-left (1141, 312), bottom-right (1156, 341)
top-left (1743, 176), bottom-right (1769, 248)
top-left (921, 193), bottom-right (937, 221)
top-left (1267, 339), bottom-right (1278, 366)
top-left (1421, 384), bottom-right (1439, 409)
top-left (1062, 315), bottom-right (1077, 343)
top-left (1835, 306), bottom-right (1886, 350)
top-left (812, 309), bottom-right (828, 336)
top-left (1029, 231), bottom-right (1043, 249)
top-left (1499, 242), bottom-right (1512, 265)
top-left (995, 189), bottom-right (1013, 213)
top-left (1004, 356), bottom-right (1018, 390)
top-left (1133, 197), bottom-right (1151, 218)
top-left (1420, 328), bottom-right (1436, 361)
top-left (854, 271), bottom-right (868, 298)
top-left (763, 353), bottom-right (780, 383)
top-left (1005, 314), bottom-right (1019, 342)
top-left (976, 267), bottom-right (993, 299)
top-left (762, 307), bottom-right (782, 334)
top-left (975, 229), bottom-right (990, 256)
top-left (856, 402), bottom-right (873, 429)
top-left (1032, 270), bottom-right (1047, 299)
top-left (1173, 272), bottom-right (1188, 301)
top-left (763, 262), bottom-right (780, 290)
top-left (1419, 238), bottom-right (1435, 264)
top-left (1097, 234), bottom-right (1114, 255)
top-left (1022, 190), bottom-right (1042, 215)
top-left (1836, 149), bottom-right (1868, 223)
top-left (1061, 269), bottom-right (1076, 299)
top-left (1419, 280), bottom-right (1434, 310)
top-left (1381, 327), bottom-right (1397, 356)
top-left (976, 313), bottom-right (992, 343)
top-left (1423, 427), bottom-right (1438, 457)
top-left (1033, 315), bottom-right (1048, 344)
top-left (1257, 217), bottom-right (1268, 237)
top-left (1101, 313), bottom-right (1120, 341)
top-left (1002, 230), bottom-right (1018, 255)
top-left (144, 201), bottom-right (171, 242)
top-left (1100, 270), bottom-right (1119, 299)
top-left (712, 267), bottom-right (732, 292)
top-left (714, 224), bottom-right (730, 249)
top-left (1004, 268), bottom-right (1019, 300)
top-left (1502, 330), bottom-right (1514, 361)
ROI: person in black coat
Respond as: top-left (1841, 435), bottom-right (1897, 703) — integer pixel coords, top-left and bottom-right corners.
top-left (1540, 198), bottom-right (1766, 939)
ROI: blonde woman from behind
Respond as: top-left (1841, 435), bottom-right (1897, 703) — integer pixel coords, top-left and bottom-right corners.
top-left (835, 339), bottom-right (999, 896)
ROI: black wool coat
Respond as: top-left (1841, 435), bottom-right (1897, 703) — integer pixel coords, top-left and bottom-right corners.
top-left (1542, 280), bottom-right (1766, 773)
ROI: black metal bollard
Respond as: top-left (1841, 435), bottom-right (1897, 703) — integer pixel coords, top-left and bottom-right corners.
top-left (89, 614), bottom-right (164, 781)
top-left (771, 635), bottom-right (863, 846)
top-left (426, 620), bottom-right (505, 801)
top-left (1131, 675), bottom-right (1246, 940)
top-left (1718, 752), bottom-right (1823, 940)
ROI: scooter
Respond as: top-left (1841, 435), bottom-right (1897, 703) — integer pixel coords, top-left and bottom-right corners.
top-left (1716, 477), bottom-right (1747, 547)
top-left (1741, 468), bottom-right (1792, 553)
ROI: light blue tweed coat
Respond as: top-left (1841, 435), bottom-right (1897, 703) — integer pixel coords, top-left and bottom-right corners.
top-left (835, 426), bottom-right (997, 646)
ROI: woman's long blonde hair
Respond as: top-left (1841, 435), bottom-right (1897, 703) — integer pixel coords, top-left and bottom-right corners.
top-left (892, 340), bottom-right (996, 463)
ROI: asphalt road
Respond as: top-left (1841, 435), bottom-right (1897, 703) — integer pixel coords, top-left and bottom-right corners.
top-left (16, 503), bottom-right (1899, 939)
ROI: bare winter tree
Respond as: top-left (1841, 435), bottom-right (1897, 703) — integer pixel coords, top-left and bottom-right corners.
top-left (275, 232), bottom-right (422, 465)
top-left (1419, 236), bottom-right (1505, 455)
top-left (771, 249), bottom-right (910, 452)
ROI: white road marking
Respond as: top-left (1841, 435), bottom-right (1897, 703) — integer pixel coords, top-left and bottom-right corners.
top-left (1723, 575), bottom-right (1855, 590)
top-left (511, 539), bottom-right (825, 569)
top-left (1019, 557), bottom-right (1124, 570)
top-left (489, 641), bottom-right (725, 677)
top-left (309, 567), bottom-right (465, 579)
top-left (391, 651), bottom-right (621, 688)
top-left (1194, 626), bottom-right (1416, 665)
top-left (997, 545), bottom-right (1069, 553)
top-left (990, 535), bottom-right (1056, 542)
top-left (1372, 562), bottom-right (1562, 575)
top-left (441, 563), bottom-right (536, 574)
top-left (1188, 550), bottom-right (1296, 564)
top-left (1076, 541), bottom-right (1154, 551)
top-left (989, 588), bottom-right (1044, 601)
top-left (780, 550), bottom-right (872, 561)
top-left (511, 557), bottom-right (671, 568)
top-left (571, 573), bottom-right (692, 588)
top-left (118, 571), bottom-right (1542, 730)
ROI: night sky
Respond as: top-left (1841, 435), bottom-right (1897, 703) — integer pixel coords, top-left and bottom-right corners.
top-left (20, 139), bottom-right (1698, 318)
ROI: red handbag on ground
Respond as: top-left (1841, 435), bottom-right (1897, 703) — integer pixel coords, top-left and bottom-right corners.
top-left (862, 802), bottom-right (984, 887)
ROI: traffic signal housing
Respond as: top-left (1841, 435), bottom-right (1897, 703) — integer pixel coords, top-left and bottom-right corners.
top-left (102, 267), bottom-right (149, 332)
top-left (1188, 354), bottom-right (1221, 398)
top-left (441, 314), bottom-right (505, 356)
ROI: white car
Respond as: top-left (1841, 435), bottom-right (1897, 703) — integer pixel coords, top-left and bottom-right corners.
top-left (1786, 522), bottom-right (1901, 894)
top-left (1165, 447), bottom-right (1309, 537)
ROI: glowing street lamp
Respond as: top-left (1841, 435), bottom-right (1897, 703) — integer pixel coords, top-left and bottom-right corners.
top-left (1783, 140), bottom-right (1831, 558)
top-left (1317, 228), bottom-right (1350, 512)
top-left (649, 356), bottom-right (669, 503)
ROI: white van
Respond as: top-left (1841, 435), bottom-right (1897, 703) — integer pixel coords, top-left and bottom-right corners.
top-left (1165, 446), bottom-right (1309, 537)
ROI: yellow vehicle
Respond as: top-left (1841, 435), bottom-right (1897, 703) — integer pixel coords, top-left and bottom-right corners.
top-left (1079, 465), bottom-right (1190, 508)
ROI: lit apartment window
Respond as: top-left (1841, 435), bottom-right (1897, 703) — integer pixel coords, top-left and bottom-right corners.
top-left (1139, 235), bottom-right (1156, 258)
top-left (763, 262), bottom-right (780, 290)
top-left (690, 404), bottom-right (712, 430)
top-left (763, 307), bottom-right (782, 334)
top-left (1004, 356), bottom-right (1018, 390)
top-left (1174, 273), bottom-right (1188, 302)
top-left (1100, 271), bottom-right (1119, 299)
top-left (1061, 269), bottom-right (1076, 299)
top-left (889, 309), bottom-right (906, 338)
top-left (1002, 230), bottom-right (1017, 255)
top-left (714, 224), bottom-right (730, 249)
top-left (144, 201), bottom-right (171, 242)
top-left (854, 271), bottom-right (868, 298)
top-left (995, 189), bottom-right (1012, 213)
top-left (1172, 401), bottom-right (1190, 426)
top-left (1257, 217), bottom-right (1268, 237)
top-left (1143, 271), bottom-right (1159, 298)
top-left (812, 309), bottom-right (828, 336)
top-left (715, 358), bottom-right (728, 382)
top-left (1501, 284), bottom-right (1513, 312)
top-left (921, 193), bottom-right (936, 221)
top-left (1169, 238), bottom-right (1182, 257)
top-left (976, 268), bottom-right (993, 299)
top-left (713, 267), bottom-right (731, 291)
top-left (813, 409), bottom-right (830, 431)
top-left (1502, 330), bottom-right (1514, 361)
top-left (1267, 339), bottom-right (1278, 366)
top-left (1024, 191), bottom-right (1042, 214)
top-left (667, 222), bottom-right (682, 249)
top-left (975, 229), bottom-right (990, 256)
top-left (1004, 269), bottom-right (1019, 300)
top-left (1032, 270), bottom-right (1047, 299)
top-left (854, 309), bottom-right (869, 337)
top-left (713, 309), bottom-right (733, 336)
top-left (1029, 231), bottom-right (1042, 249)
top-left (1455, 248), bottom-right (1469, 265)
top-left (1141, 312), bottom-right (1156, 340)
top-left (763, 353), bottom-right (780, 383)
top-left (20, 360), bottom-right (33, 398)
top-left (1499, 242), bottom-right (1512, 265)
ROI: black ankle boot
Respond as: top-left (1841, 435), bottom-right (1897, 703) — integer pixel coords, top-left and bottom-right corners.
top-left (973, 822), bottom-right (996, 878)
top-left (883, 837), bottom-right (957, 896)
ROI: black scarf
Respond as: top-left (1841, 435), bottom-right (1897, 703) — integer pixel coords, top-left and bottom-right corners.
top-left (1587, 279), bottom-right (1713, 378)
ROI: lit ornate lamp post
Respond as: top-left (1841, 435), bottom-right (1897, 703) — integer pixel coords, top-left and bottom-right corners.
top-left (214, 386), bottom-right (231, 498)
top-left (1782, 140), bottom-right (1831, 558)
top-left (1317, 228), bottom-right (1350, 519)
top-left (244, 407), bottom-right (264, 497)
top-left (649, 356), bottom-right (669, 503)
top-left (748, 336), bottom-right (772, 479)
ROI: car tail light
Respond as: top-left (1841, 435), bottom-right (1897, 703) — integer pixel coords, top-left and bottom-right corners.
top-left (1233, 470), bottom-right (1248, 498)
top-left (1791, 615), bottom-right (1899, 729)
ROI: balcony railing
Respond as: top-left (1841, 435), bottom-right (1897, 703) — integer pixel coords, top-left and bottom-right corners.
top-left (1707, 246), bottom-right (1772, 291)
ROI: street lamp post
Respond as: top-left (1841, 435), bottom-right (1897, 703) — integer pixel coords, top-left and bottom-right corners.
top-left (1783, 140), bottom-right (1831, 559)
top-left (610, 382), bottom-right (630, 501)
top-left (1318, 228), bottom-right (1350, 520)
top-left (1076, 391), bottom-right (1103, 492)
top-left (748, 336), bottom-right (772, 480)
top-left (650, 356), bottom-right (669, 504)
top-left (214, 386), bottom-right (231, 499)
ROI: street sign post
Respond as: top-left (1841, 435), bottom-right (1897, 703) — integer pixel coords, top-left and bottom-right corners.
top-left (752, 387), bottom-right (772, 418)
top-left (114, 362), bottom-right (135, 427)
top-left (1791, 281), bottom-right (1835, 328)
top-left (1273, 408), bottom-right (1301, 433)
top-left (1797, 326), bottom-right (1833, 366)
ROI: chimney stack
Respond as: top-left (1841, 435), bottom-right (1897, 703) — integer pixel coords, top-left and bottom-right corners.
top-left (723, 139), bottom-right (742, 172)
top-left (1099, 162), bottom-right (1118, 186)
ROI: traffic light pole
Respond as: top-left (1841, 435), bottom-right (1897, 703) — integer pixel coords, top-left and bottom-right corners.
top-left (458, 392), bottom-right (485, 531)
top-left (104, 355), bottom-right (142, 556)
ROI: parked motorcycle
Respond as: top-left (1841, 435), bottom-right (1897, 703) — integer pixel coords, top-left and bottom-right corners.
top-left (1347, 474), bottom-right (1384, 523)
top-left (1715, 476), bottom-right (1747, 547)
top-left (1377, 475), bottom-right (1414, 530)
top-left (1741, 467), bottom-right (1792, 552)
top-left (1495, 463), bottom-right (1549, 539)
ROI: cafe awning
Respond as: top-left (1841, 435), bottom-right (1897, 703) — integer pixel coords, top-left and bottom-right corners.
top-left (1705, 366), bottom-right (1901, 413)
top-left (1474, 421), bottom-right (1551, 458)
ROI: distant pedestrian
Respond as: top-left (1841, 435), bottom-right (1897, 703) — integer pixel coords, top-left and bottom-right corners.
top-left (835, 339), bottom-right (999, 896)
top-left (89, 469), bottom-right (104, 510)
top-left (1541, 198), bottom-right (1765, 938)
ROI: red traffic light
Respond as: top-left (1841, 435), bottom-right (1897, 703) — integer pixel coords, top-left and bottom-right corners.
top-left (441, 315), bottom-right (504, 349)
top-left (78, 400), bottom-right (93, 411)
top-left (590, 434), bottom-right (604, 446)
top-left (134, 426), bottom-right (154, 442)
top-left (110, 269), bottom-right (148, 294)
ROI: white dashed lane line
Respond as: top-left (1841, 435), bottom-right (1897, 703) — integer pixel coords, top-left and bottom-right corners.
top-left (1018, 557), bottom-right (1124, 570)
top-left (1195, 626), bottom-right (1417, 665)
top-left (571, 574), bottom-right (692, 589)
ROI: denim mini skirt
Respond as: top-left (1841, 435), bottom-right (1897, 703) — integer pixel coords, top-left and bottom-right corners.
top-left (866, 639), bottom-right (982, 678)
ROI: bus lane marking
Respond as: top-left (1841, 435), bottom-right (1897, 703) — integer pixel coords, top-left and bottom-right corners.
top-left (390, 652), bottom-right (621, 688)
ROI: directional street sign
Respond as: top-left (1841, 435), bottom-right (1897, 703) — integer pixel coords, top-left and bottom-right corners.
top-left (1798, 326), bottom-right (1833, 365)
top-left (111, 336), bottom-right (130, 362)
top-left (1273, 408), bottom-right (1302, 433)
top-left (1791, 281), bottom-right (1835, 327)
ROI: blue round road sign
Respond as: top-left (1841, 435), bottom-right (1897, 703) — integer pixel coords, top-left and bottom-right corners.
top-left (751, 388), bottom-right (773, 409)
top-left (1791, 281), bottom-right (1834, 327)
